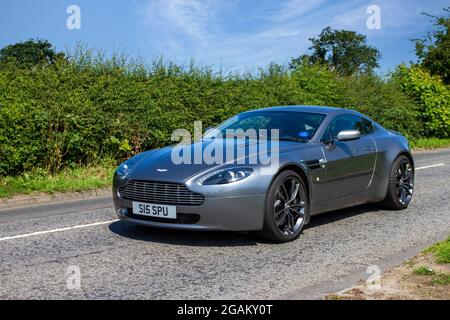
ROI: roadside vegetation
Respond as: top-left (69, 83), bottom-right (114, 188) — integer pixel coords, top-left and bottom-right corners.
top-left (424, 236), bottom-right (450, 264)
top-left (0, 160), bottom-right (115, 199)
top-left (0, 7), bottom-right (448, 198)
top-left (326, 236), bottom-right (450, 299)
top-left (410, 138), bottom-right (450, 150)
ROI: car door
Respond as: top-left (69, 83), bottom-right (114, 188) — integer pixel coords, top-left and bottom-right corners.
top-left (319, 114), bottom-right (376, 200)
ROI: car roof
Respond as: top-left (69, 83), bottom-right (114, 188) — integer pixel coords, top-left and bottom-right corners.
top-left (244, 105), bottom-right (343, 115)
top-left (244, 105), bottom-right (373, 119)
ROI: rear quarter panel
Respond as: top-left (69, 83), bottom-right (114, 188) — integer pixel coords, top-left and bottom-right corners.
top-left (369, 128), bottom-right (412, 202)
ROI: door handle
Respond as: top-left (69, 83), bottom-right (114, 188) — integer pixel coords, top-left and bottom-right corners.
top-left (363, 146), bottom-right (374, 152)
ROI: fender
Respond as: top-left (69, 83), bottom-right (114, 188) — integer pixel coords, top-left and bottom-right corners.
top-left (272, 161), bottom-right (314, 224)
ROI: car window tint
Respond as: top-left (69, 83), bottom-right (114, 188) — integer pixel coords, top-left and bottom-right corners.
top-left (321, 126), bottom-right (333, 142)
top-left (326, 114), bottom-right (374, 140)
top-left (227, 115), bottom-right (271, 131)
top-left (359, 118), bottom-right (374, 135)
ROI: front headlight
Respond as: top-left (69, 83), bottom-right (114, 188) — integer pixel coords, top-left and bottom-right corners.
top-left (116, 163), bottom-right (131, 180)
top-left (197, 168), bottom-right (253, 185)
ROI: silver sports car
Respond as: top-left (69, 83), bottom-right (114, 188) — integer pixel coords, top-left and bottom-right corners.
top-left (113, 106), bottom-right (414, 242)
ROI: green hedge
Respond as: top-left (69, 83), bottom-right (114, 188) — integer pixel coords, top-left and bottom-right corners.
top-left (394, 65), bottom-right (450, 138)
top-left (0, 56), bottom-right (430, 176)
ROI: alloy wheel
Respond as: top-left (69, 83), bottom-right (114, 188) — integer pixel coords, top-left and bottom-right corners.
top-left (395, 158), bottom-right (414, 205)
top-left (274, 177), bottom-right (306, 236)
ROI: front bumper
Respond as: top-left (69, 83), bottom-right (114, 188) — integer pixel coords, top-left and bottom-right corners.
top-left (113, 190), bottom-right (266, 231)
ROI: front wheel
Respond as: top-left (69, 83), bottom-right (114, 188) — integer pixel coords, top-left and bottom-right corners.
top-left (381, 155), bottom-right (415, 210)
top-left (257, 170), bottom-right (308, 243)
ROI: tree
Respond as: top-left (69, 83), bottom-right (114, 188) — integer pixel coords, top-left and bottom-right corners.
top-left (414, 7), bottom-right (450, 84)
top-left (0, 39), bottom-right (64, 67)
top-left (291, 27), bottom-right (381, 76)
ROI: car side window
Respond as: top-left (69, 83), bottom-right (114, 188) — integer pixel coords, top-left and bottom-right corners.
top-left (359, 117), bottom-right (374, 135)
top-left (321, 126), bottom-right (333, 142)
top-left (322, 114), bottom-right (374, 141)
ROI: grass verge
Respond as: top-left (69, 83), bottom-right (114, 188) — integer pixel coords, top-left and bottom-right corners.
top-left (432, 274), bottom-right (450, 286)
top-left (423, 236), bottom-right (450, 264)
top-left (413, 266), bottom-right (435, 275)
top-left (0, 162), bottom-right (116, 199)
top-left (413, 237), bottom-right (450, 287)
top-left (325, 236), bottom-right (450, 299)
top-left (410, 138), bottom-right (450, 150)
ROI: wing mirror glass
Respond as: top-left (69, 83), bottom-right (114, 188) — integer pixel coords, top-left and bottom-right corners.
top-left (336, 130), bottom-right (361, 141)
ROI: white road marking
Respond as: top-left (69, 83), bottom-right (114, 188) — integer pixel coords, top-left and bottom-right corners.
top-left (416, 163), bottom-right (445, 170)
top-left (0, 162), bottom-right (446, 243)
top-left (0, 219), bottom-right (119, 242)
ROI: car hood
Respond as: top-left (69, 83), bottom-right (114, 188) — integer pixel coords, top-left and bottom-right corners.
top-left (128, 139), bottom-right (305, 183)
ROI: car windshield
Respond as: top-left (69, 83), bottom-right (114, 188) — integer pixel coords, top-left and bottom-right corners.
top-left (205, 111), bottom-right (326, 142)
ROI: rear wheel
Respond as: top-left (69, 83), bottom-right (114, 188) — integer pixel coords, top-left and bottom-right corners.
top-left (381, 155), bottom-right (414, 210)
top-left (258, 170), bottom-right (308, 243)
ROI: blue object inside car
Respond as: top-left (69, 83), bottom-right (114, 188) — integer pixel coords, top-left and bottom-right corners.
top-left (297, 131), bottom-right (310, 139)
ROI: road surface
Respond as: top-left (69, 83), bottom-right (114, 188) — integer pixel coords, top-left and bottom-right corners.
top-left (0, 149), bottom-right (449, 299)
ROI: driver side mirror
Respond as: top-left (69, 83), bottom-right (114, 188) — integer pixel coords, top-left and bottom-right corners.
top-left (336, 130), bottom-right (361, 141)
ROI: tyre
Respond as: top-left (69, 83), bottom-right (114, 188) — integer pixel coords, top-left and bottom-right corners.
top-left (257, 170), bottom-right (308, 243)
top-left (381, 155), bottom-right (415, 210)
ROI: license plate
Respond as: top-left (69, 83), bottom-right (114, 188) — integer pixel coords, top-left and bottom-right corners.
top-left (132, 202), bottom-right (177, 219)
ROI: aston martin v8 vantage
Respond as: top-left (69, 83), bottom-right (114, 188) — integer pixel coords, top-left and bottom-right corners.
top-left (113, 106), bottom-right (414, 242)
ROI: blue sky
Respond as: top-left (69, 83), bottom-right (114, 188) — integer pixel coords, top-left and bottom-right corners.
top-left (0, 0), bottom-right (448, 74)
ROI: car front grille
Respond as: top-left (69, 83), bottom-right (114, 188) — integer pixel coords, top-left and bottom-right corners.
top-left (118, 180), bottom-right (205, 206)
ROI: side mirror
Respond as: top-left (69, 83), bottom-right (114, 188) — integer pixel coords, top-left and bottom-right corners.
top-left (337, 130), bottom-right (361, 141)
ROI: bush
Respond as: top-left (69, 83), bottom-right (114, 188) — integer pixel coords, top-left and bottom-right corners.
top-left (394, 65), bottom-right (450, 138)
top-left (291, 62), bottom-right (341, 105)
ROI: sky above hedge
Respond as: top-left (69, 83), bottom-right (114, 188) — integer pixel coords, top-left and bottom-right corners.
top-left (0, 0), bottom-right (448, 74)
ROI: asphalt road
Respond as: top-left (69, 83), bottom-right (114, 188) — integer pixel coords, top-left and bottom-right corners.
top-left (0, 149), bottom-right (449, 299)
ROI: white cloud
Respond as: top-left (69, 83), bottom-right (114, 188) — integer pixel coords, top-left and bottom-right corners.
top-left (135, 0), bottom-right (335, 69)
top-left (163, 0), bottom-right (211, 42)
top-left (134, 0), bottom-right (447, 71)
top-left (139, 0), bottom-right (223, 48)
top-left (272, 0), bottom-right (326, 21)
